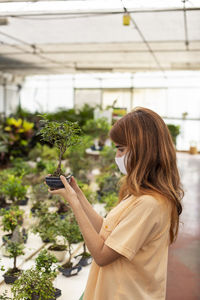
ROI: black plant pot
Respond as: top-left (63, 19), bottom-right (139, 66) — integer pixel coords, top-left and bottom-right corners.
top-left (3, 269), bottom-right (21, 284)
top-left (78, 255), bottom-right (93, 267)
top-left (17, 196), bottom-right (29, 206)
top-left (45, 175), bottom-right (72, 190)
top-left (54, 288), bottom-right (62, 298)
top-left (60, 265), bottom-right (82, 277)
top-left (31, 288), bottom-right (61, 300)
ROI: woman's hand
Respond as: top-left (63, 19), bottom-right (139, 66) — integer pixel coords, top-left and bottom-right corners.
top-left (69, 176), bottom-right (82, 195)
top-left (48, 175), bottom-right (79, 205)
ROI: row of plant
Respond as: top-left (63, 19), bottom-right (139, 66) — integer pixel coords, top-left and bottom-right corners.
top-left (0, 115), bottom-right (121, 299)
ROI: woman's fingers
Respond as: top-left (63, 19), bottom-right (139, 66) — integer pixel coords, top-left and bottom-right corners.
top-left (60, 175), bottom-right (70, 189)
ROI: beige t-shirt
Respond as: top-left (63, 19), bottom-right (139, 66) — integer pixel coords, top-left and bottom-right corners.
top-left (83, 194), bottom-right (172, 300)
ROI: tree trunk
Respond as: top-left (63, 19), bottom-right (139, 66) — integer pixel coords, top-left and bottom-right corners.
top-left (14, 256), bottom-right (17, 269)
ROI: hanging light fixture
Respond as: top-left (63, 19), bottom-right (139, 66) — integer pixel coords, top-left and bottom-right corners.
top-left (123, 13), bottom-right (130, 26)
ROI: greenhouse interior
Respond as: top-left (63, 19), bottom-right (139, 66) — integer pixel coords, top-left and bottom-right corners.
top-left (0, 0), bottom-right (200, 299)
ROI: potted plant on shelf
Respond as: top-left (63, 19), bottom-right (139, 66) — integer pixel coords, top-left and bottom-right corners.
top-left (167, 124), bottom-right (180, 147)
top-left (75, 242), bottom-right (92, 267)
top-left (1, 174), bottom-right (29, 206)
top-left (11, 268), bottom-right (56, 300)
top-left (33, 211), bottom-right (68, 260)
top-left (3, 240), bottom-right (25, 284)
top-left (83, 117), bottom-right (110, 150)
top-left (35, 249), bottom-right (61, 299)
top-left (38, 115), bottom-right (81, 190)
top-left (59, 214), bottom-right (82, 277)
top-left (0, 206), bottom-right (25, 245)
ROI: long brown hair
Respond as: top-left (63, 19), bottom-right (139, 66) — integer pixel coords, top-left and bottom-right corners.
top-left (109, 107), bottom-right (184, 244)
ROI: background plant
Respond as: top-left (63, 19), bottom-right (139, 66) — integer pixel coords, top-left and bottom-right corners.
top-left (5, 240), bottom-right (25, 274)
top-left (1, 174), bottom-right (28, 203)
top-left (12, 268), bottom-right (55, 300)
top-left (35, 249), bottom-right (58, 278)
top-left (0, 207), bottom-right (24, 234)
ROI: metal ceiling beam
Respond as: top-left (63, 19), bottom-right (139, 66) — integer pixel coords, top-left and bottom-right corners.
top-left (1, 49), bottom-right (200, 55)
top-left (0, 7), bottom-right (200, 18)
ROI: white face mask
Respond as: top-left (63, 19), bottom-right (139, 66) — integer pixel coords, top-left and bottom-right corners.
top-left (115, 154), bottom-right (127, 175)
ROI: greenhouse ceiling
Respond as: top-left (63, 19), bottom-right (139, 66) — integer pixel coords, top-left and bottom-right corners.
top-left (0, 0), bottom-right (200, 77)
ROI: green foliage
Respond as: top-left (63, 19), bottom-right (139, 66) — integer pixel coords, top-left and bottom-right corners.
top-left (167, 124), bottom-right (181, 146)
top-left (35, 249), bottom-right (58, 277)
top-left (101, 192), bottom-right (118, 212)
top-left (28, 143), bottom-right (58, 162)
top-left (65, 135), bottom-right (94, 181)
top-left (38, 115), bottom-right (81, 176)
top-left (0, 207), bottom-right (24, 233)
top-left (6, 240), bottom-right (25, 269)
top-left (78, 181), bottom-right (96, 205)
top-left (83, 118), bottom-right (110, 144)
top-left (12, 268), bottom-right (55, 300)
top-left (32, 212), bottom-right (60, 243)
top-left (1, 174), bottom-right (28, 202)
top-left (96, 171), bottom-right (120, 198)
top-left (3, 117), bottom-right (34, 158)
top-left (10, 158), bottom-right (32, 176)
top-left (99, 145), bottom-right (119, 172)
top-left (46, 104), bottom-right (94, 127)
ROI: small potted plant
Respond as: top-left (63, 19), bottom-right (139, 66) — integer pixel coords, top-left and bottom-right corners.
top-left (38, 115), bottom-right (81, 190)
top-left (3, 240), bottom-right (25, 284)
top-left (11, 267), bottom-right (56, 300)
top-left (31, 183), bottom-right (49, 215)
top-left (1, 174), bottom-right (29, 206)
top-left (59, 214), bottom-right (82, 277)
top-left (33, 211), bottom-right (68, 260)
top-left (0, 206), bottom-right (25, 244)
top-left (35, 249), bottom-right (61, 299)
top-left (75, 242), bottom-right (92, 267)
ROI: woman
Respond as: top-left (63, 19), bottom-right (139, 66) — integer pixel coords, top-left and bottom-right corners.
top-left (49, 107), bottom-right (183, 300)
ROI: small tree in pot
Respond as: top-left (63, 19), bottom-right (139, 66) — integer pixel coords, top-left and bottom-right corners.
top-left (0, 206), bottom-right (25, 244)
top-left (3, 240), bottom-right (25, 284)
top-left (38, 115), bottom-right (81, 190)
top-left (11, 268), bottom-right (56, 300)
top-left (59, 213), bottom-right (82, 277)
top-left (35, 249), bottom-right (61, 299)
top-left (1, 174), bottom-right (29, 205)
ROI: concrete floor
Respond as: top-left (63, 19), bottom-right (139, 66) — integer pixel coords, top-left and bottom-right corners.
top-left (166, 153), bottom-right (200, 300)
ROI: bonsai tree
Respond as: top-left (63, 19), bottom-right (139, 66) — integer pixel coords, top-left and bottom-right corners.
top-left (32, 211), bottom-right (61, 244)
top-left (35, 249), bottom-right (58, 277)
top-left (11, 268), bottom-right (55, 300)
top-left (38, 115), bottom-right (81, 177)
top-left (3, 240), bottom-right (25, 284)
top-left (0, 206), bottom-right (24, 238)
top-left (60, 213), bottom-right (82, 269)
top-left (35, 249), bottom-right (61, 298)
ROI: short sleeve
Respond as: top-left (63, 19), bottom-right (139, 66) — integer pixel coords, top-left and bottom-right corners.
top-left (104, 198), bottom-right (161, 261)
